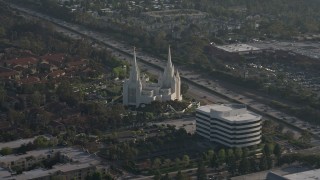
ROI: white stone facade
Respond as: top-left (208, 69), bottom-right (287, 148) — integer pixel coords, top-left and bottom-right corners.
top-left (196, 104), bottom-right (262, 148)
top-left (123, 47), bottom-right (182, 107)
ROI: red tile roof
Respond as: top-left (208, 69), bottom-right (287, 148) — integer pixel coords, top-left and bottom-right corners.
top-left (18, 76), bottom-right (41, 85)
top-left (0, 67), bottom-right (19, 79)
top-left (48, 70), bottom-right (65, 78)
top-left (5, 57), bottom-right (38, 66)
top-left (41, 53), bottom-right (66, 63)
top-left (66, 60), bottom-right (87, 67)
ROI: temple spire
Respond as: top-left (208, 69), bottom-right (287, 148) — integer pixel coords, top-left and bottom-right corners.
top-left (129, 47), bottom-right (140, 81)
top-left (167, 45), bottom-right (172, 69)
top-left (133, 47), bottom-right (137, 68)
top-left (176, 69), bottom-right (180, 78)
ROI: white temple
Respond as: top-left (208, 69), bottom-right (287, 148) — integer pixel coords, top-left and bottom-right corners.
top-left (123, 47), bottom-right (182, 107)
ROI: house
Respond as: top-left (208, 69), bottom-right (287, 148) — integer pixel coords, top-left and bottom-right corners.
top-left (47, 70), bottom-right (65, 79)
top-left (40, 53), bottom-right (66, 67)
top-left (66, 59), bottom-right (87, 69)
top-left (17, 76), bottom-right (42, 85)
top-left (0, 67), bottom-right (20, 80)
top-left (3, 57), bottom-right (38, 69)
top-left (39, 62), bottom-right (58, 73)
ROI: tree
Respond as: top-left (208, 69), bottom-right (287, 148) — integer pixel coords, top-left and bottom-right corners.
top-left (267, 156), bottom-right (273, 169)
top-left (239, 158), bottom-right (251, 174)
top-left (242, 148), bottom-right (249, 158)
top-left (154, 170), bottom-right (162, 180)
top-left (274, 143), bottom-right (282, 158)
top-left (259, 156), bottom-right (268, 171)
top-left (210, 154), bottom-right (219, 169)
top-left (34, 136), bottom-right (50, 148)
top-left (263, 144), bottom-right (273, 157)
top-left (285, 130), bottom-right (294, 139)
top-left (218, 149), bottom-right (226, 165)
top-left (227, 156), bottom-right (237, 176)
top-left (163, 159), bottom-right (172, 168)
top-left (153, 31), bottom-right (167, 52)
top-left (276, 124), bottom-right (285, 133)
top-left (31, 91), bottom-right (42, 107)
top-left (182, 155), bottom-right (190, 167)
top-left (8, 109), bottom-right (25, 125)
top-left (176, 170), bottom-right (188, 180)
top-left (161, 173), bottom-right (170, 180)
top-left (86, 171), bottom-right (102, 180)
top-left (153, 158), bottom-right (162, 169)
top-left (299, 130), bottom-right (312, 144)
top-left (175, 157), bottom-right (181, 169)
top-left (0, 147), bottom-right (12, 155)
top-left (234, 148), bottom-right (243, 160)
top-left (207, 149), bottom-right (215, 160)
top-left (181, 83), bottom-right (189, 95)
top-left (196, 160), bottom-right (206, 180)
top-left (0, 86), bottom-right (6, 104)
top-left (0, 26), bottom-right (6, 37)
top-left (226, 149), bottom-right (235, 164)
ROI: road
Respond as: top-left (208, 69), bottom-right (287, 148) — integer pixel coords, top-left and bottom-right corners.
top-left (8, 3), bottom-right (320, 142)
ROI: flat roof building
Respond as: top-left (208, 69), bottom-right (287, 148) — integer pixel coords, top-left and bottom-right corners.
top-left (0, 147), bottom-right (109, 180)
top-left (215, 44), bottom-right (262, 55)
top-left (266, 168), bottom-right (320, 180)
top-left (196, 104), bottom-right (262, 147)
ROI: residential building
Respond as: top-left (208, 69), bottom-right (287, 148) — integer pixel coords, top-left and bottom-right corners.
top-left (196, 104), bottom-right (262, 147)
top-left (0, 67), bottom-right (20, 80)
top-left (123, 47), bottom-right (182, 107)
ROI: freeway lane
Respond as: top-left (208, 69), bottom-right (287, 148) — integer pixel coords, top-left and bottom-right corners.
top-left (8, 3), bottom-right (320, 141)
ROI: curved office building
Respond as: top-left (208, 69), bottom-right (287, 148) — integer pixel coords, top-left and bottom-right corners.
top-left (196, 104), bottom-right (262, 148)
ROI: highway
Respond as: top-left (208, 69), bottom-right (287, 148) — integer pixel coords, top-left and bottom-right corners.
top-left (8, 3), bottom-right (320, 142)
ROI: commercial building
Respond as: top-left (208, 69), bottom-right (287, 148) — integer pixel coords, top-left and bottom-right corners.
top-left (196, 104), bottom-right (262, 147)
top-left (123, 47), bottom-right (182, 107)
top-left (266, 168), bottom-right (320, 180)
top-left (215, 44), bottom-right (262, 55)
top-left (0, 147), bottom-right (109, 180)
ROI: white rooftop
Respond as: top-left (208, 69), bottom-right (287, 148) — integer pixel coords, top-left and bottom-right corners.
top-left (283, 168), bottom-right (320, 180)
top-left (0, 168), bottom-right (11, 179)
top-left (0, 137), bottom-right (36, 149)
top-left (216, 44), bottom-right (260, 52)
top-left (0, 149), bottom-right (50, 163)
top-left (0, 135), bottom-right (52, 150)
top-left (197, 104), bottom-right (246, 113)
top-left (197, 104), bottom-right (261, 122)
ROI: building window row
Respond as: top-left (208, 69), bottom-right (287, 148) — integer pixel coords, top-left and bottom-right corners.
top-left (212, 135), bottom-right (261, 145)
top-left (211, 123), bottom-right (261, 131)
top-left (211, 117), bottom-right (262, 126)
top-left (210, 130), bottom-right (261, 140)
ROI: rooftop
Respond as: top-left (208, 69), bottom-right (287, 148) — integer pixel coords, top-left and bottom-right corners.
top-left (0, 147), bottom-right (107, 180)
top-left (143, 9), bottom-right (207, 17)
top-left (283, 168), bottom-right (320, 180)
top-left (0, 168), bottom-right (11, 179)
top-left (197, 104), bottom-right (261, 122)
top-left (0, 68), bottom-right (19, 78)
top-left (5, 57), bottom-right (38, 66)
top-left (197, 104), bottom-right (246, 113)
top-left (0, 149), bottom-right (50, 163)
top-left (216, 44), bottom-right (261, 53)
top-left (0, 137), bottom-right (37, 149)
